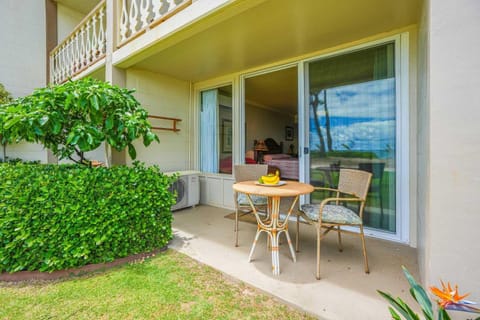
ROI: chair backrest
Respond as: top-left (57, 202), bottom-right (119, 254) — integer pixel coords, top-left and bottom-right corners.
top-left (233, 164), bottom-right (268, 182)
top-left (358, 162), bottom-right (385, 181)
top-left (337, 169), bottom-right (372, 200)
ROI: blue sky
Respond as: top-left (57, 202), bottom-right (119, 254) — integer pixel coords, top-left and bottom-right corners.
top-left (309, 78), bottom-right (396, 156)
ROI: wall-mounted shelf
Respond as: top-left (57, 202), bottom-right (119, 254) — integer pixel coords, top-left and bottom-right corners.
top-left (148, 115), bottom-right (182, 132)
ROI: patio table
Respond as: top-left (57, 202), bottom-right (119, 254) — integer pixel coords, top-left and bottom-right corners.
top-left (232, 180), bottom-right (314, 275)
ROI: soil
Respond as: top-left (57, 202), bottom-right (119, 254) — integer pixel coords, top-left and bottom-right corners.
top-left (0, 246), bottom-right (167, 282)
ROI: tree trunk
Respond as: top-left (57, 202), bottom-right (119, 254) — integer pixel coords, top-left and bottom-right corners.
top-left (323, 90), bottom-right (333, 152)
top-left (311, 93), bottom-right (326, 154)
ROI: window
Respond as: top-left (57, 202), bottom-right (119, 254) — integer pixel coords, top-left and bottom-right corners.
top-left (200, 85), bottom-right (233, 174)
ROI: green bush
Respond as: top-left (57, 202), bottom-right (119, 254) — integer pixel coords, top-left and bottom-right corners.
top-left (0, 162), bottom-right (176, 273)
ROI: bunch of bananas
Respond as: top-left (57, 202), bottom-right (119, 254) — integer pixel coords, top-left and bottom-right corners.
top-left (258, 170), bottom-right (280, 185)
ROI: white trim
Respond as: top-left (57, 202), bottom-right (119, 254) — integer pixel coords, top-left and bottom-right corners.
top-left (239, 62), bottom-right (299, 167)
top-left (298, 61), bottom-right (308, 205)
top-left (193, 79), bottom-right (235, 174)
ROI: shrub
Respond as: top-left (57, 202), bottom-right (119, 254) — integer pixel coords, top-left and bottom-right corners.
top-left (0, 78), bottom-right (158, 165)
top-left (0, 162), bottom-right (177, 272)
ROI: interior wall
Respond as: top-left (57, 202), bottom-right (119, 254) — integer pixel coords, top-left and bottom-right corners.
top-left (245, 105), bottom-right (296, 154)
top-left (57, 3), bottom-right (85, 44)
top-left (427, 0), bottom-right (480, 300)
top-left (126, 68), bottom-right (191, 171)
top-left (0, 0), bottom-right (48, 163)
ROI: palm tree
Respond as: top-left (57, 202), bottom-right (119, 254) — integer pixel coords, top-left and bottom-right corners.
top-left (310, 92), bottom-right (326, 154)
top-left (321, 90), bottom-right (333, 152)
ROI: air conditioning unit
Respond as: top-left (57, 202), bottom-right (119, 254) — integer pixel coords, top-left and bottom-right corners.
top-left (167, 171), bottom-right (200, 211)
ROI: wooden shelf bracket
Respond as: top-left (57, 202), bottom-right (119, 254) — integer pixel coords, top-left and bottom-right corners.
top-left (148, 115), bottom-right (182, 132)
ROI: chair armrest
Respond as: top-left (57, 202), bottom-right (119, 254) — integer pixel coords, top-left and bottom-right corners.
top-left (313, 187), bottom-right (339, 193)
top-left (318, 197), bottom-right (363, 208)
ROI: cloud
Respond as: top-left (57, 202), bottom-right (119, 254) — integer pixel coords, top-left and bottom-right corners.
top-left (313, 78), bottom-right (396, 120)
top-left (310, 119), bottom-right (395, 153)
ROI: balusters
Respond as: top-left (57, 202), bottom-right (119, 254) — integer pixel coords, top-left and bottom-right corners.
top-left (98, 6), bottom-right (106, 56)
top-left (120, 0), bottom-right (129, 42)
top-left (140, 0), bottom-right (152, 28)
top-left (128, 0), bottom-right (139, 38)
top-left (49, 0), bottom-right (189, 84)
top-left (91, 13), bottom-right (99, 59)
top-left (118, 0), bottom-right (189, 46)
top-left (49, 1), bottom-right (107, 84)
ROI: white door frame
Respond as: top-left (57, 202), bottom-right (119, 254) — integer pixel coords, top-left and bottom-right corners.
top-left (237, 33), bottom-right (410, 243)
top-left (300, 33), bottom-right (410, 243)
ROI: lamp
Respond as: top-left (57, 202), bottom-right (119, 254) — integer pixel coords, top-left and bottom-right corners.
top-left (254, 140), bottom-right (269, 163)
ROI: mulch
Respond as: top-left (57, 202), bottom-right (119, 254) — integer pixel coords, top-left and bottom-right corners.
top-left (0, 246), bottom-right (167, 282)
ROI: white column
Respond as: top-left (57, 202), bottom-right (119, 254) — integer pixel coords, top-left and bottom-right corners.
top-left (105, 0), bottom-right (127, 165)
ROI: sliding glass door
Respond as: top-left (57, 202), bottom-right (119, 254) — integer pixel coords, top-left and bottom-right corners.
top-left (306, 42), bottom-right (397, 233)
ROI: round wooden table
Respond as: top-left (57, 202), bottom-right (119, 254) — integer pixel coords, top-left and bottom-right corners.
top-left (232, 180), bottom-right (314, 275)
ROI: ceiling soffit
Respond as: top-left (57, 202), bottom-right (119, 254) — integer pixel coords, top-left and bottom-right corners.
top-left (54, 0), bottom-right (99, 14)
top-left (131, 0), bottom-right (420, 82)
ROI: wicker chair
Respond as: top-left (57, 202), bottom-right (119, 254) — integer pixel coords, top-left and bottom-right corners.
top-left (296, 169), bottom-right (372, 279)
top-left (233, 164), bottom-right (268, 247)
top-left (358, 162), bottom-right (385, 226)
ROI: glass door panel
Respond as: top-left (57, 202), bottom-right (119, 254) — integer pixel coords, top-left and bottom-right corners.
top-left (200, 85), bottom-right (233, 174)
top-left (307, 43), bottom-right (396, 233)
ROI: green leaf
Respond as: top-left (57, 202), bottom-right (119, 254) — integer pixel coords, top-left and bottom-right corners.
top-left (143, 131), bottom-right (157, 147)
top-left (4, 117), bottom-right (20, 129)
top-left (39, 115), bottom-right (49, 126)
top-left (90, 95), bottom-right (99, 111)
top-left (52, 121), bottom-right (62, 134)
top-left (402, 266), bottom-right (433, 320)
top-left (105, 116), bottom-right (114, 130)
top-left (377, 290), bottom-right (420, 320)
top-left (128, 143), bottom-right (137, 159)
top-left (388, 307), bottom-right (402, 320)
top-left (438, 308), bottom-right (451, 320)
top-left (410, 285), bottom-right (433, 320)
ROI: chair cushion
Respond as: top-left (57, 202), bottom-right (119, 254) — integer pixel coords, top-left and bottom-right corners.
top-left (300, 204), bottom-right (362, 225)
top-left (237, 193), bottom-right (268, 206)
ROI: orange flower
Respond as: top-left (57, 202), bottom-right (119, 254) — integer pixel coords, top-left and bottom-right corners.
top-left (430, 281), bottom-right (480, 313)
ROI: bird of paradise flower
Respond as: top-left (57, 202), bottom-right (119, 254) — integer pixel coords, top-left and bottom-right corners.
top-left (430, 281), bottom-right (480, 314)
top-left (378, 266), bottom-right (480, 320)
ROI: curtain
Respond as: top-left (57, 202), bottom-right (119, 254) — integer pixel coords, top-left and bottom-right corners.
top-left (200, 89), bottom-right (219, 173)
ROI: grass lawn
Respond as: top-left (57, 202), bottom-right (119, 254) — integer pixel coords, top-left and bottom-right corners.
top-left (0, 250), bottom-right (314, 320)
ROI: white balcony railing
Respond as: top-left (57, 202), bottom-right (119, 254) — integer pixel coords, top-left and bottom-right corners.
top-left (118, 0), bottom-right (191, 47)
top-left (49, 1), bottom-right (107, 84)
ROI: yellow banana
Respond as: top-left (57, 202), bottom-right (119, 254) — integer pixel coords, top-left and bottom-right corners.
top-left (261, 171), bottom-right (280, 184)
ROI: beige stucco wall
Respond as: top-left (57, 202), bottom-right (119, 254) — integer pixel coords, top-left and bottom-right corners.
top-left (416, 0), bottom-right (429, 284)
top-left (0, 0), bottom-right (46, 97)
top-left (0, 0), bottom-right (48, 163)
top-left (426, 0), bottom-right (480, 302)
top-left (57, 4), bottom-right (85, 44)
top-left (125, 68), bottom-right (192, 171)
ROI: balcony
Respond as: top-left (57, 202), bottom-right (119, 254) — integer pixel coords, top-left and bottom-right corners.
top-left (118, 0), bottom-right (191, 47)
top-left (49, 0), bottom-right (193, 84)
top-left (50, 1), bottom-right (107, 84)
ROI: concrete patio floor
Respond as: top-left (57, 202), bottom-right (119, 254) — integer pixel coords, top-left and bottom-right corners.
top-left (170, 204), bottom-right (419, 320)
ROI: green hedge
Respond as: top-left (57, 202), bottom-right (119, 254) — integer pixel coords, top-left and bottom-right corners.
top-left (0, 162), bottom-right (176, 273)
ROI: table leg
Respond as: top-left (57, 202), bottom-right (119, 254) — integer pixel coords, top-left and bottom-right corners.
top-left (248, 227), bottom-right (262, 262)
top-left (246, 194), bottom-right (298, 275)
top-left (282, 229), bottom-right (296, 262)
top-left (271, 231), bottom-right (280, 275)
